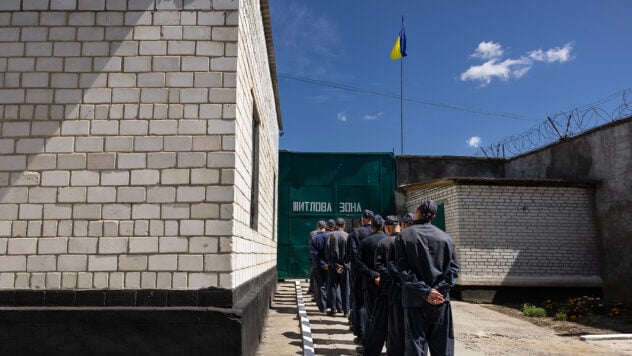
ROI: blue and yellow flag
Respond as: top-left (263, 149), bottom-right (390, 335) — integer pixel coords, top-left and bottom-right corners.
top-left (390, 18), bottom-right (407, 60)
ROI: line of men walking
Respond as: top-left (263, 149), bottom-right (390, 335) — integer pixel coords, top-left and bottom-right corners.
top-left (309, 200), bottom-right (460, 356)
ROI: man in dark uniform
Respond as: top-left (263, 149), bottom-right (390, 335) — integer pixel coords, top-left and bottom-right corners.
top-left (310, 220), bottom-right (329, 312)
top-left (325, 218), bottom-right (342, 312)
top-left (326, 218), bottom-right (349, 316)
top-left (394, 200), bottom-right (459, 356)
top-left (385, 214), bottom-right (411, 356)
top-left (345, 209), bottom-right (374, 343)
top-left (326, 219), bottom-right (335, 232)
top-left (362, 215), bottom-right (401, 356)
top-left (401, 212), bottom-right (415, 230)
top-left (356, 215), bottom-right (386, 350)
top-left (308, 221), bottom-right (324, 294)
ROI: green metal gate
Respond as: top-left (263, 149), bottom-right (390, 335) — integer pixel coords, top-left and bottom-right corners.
top-left (277, 152), bottom-right (396, 279)
top-left (434, 202), bottom-right (446, 231)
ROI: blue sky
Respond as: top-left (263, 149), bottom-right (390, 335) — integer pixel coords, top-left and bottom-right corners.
top-left (268, 0), bottom-right (631, 156)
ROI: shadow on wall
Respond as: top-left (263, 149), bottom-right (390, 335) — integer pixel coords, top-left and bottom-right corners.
top-left (0, 6), bottom-right (147, 236)
top-left (454, 185), bottom-right (602, 302)
top-left (0, 1), bottom-right (229, 234)
top-left (504, 121), bottom-right (632, 303)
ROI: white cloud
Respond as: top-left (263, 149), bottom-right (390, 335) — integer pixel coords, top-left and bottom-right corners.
top-left (460, 58), bottom-right (531, 85)
top-left (309, 95), bottom-right (329, 104)
top-left (467, 136), bottom-right (482, 148)
top-left (337, 112), bottom-right (347, 122)
top-left (363, 112), bottom-right (384, 120)
top-left (470, 41), bottom-right (503, 60)
top-left (461, 42), bottom-right (573, 86)
top-left (527, 43), bottom-right (573, 63)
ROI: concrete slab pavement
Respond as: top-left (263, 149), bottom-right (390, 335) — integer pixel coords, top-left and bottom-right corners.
top-left (257, 281), bottom-right (628, 355)
top-left (256, 281), bottom-right (303, 355)
top-left (257, 281), bottom-right (480, 355)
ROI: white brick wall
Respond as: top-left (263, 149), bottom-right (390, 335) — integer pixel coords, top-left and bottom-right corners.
top-left (406, 181), bottom-right (601, 287)
top-left (0, 0), bottom-right (279, 291)
top-left (221, 0), bottom-right (278, 289)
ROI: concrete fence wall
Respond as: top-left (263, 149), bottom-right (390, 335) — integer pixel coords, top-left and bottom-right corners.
top-left (505, 117), bottom-right (632, 302)
top-left (397, 155), bottom-right (505, 186)
top-left (398, 118), bottom-right (632, 302)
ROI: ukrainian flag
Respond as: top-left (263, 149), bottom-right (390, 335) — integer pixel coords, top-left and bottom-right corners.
top-left (390, 18), bottom-right (407, 60)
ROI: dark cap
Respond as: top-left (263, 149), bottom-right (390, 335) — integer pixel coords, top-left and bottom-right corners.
top-left (326, 219), bottom-right (335, 229)
top-left (362, 209), bottom-right (374, 219)
top-left (418, 200), bottom-right (438, 217)
top-left (402, 213), bottom-right (415, 225)
top-left (371, 215), bottom-right (385, 227)
top-left (335, 218), bottom-right (346, 226)
top-left (384, 215), bottom-right (399, 226)
top-left (316, 220), bottom-right (326, 228)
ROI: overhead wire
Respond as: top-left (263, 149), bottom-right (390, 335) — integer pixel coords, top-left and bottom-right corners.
top-left (278, 73), bottom-right (631, 157)
top-left (278, 73), bottom-right (539, 122)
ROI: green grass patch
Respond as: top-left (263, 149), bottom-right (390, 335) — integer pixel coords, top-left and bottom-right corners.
top-left (554, 312), bottom-right (568, 321)
top-left (522, 304), bottom-right (547, 317)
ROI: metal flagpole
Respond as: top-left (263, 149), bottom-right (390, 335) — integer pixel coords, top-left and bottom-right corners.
top-left (400, 51), bottom-right (404, 155)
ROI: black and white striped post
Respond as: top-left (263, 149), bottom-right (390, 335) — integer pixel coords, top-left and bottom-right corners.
top-left (295, 280), bottom-right (315, 356)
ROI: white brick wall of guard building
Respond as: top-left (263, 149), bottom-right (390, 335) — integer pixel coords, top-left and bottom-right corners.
top-left (405, 180), bottom-right (601, 287)
top-left (0, 0), bottom-right (279, 291)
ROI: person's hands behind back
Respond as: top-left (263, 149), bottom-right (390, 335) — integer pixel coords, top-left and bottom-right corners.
top-left (427, 288), bottom-right (444, 305)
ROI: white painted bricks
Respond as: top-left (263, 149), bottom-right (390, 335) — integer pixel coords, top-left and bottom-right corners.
top-left (407, 183), bottom-right (600, 287)
top-left (0, 0), bottom-right (279, 292)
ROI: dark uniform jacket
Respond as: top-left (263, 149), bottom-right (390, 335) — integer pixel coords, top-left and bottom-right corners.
top-left (374, 235), bottom-right (395, 296)
top-left (310, 231), bottom-right (329, 270)
top-left (326, 229), bottom-right (349, 269)
top-left (393, 220), bottom-right (459, 308)
top-left (386, 233), bottom-right (403, 305)
top-left (345, 224), bottom-right (372, 271)
top-left (357, 231), bottom-right (387, 290)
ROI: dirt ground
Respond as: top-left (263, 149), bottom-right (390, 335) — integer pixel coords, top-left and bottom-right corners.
top-left (483, 303), bottom-right (632, 336)
top-left (453, 301), bottom-right (632, 355)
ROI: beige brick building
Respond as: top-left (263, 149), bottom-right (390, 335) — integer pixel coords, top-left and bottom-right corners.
top-left (402, 178), bottom-right (601, 289)
top-left (0, 0), bottom-right (280, 354)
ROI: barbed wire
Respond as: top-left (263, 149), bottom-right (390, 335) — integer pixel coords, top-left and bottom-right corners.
top-left (476, 88), bottom-right (632, 158)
